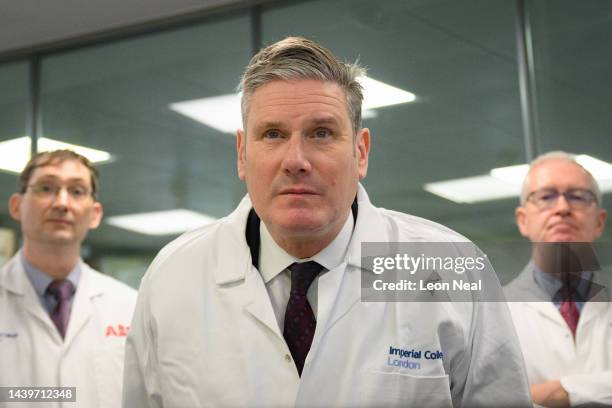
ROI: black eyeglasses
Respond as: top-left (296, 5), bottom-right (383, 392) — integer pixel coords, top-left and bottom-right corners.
top-left (526, 188), bottom-right (597, 210)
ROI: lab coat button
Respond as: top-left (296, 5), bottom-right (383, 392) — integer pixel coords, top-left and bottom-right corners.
top-left (285, 354), bottom-right (292, 362)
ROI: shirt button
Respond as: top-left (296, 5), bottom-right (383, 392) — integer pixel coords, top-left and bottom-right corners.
top-left (285, 354), bottom-right (292, 362)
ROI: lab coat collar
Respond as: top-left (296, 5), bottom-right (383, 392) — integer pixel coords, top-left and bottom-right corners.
top-left (1, 251), bottom-right (28, 296)
top-left (211, 184), bottom-right (386, 343)
top-left (63, 262), bottom-right (101, 349)
top-left (0, 252), bottom-right (99, 346)
top-left (510, 261), bottom-right (555, 302)
top-left (512, 263), bottom-right (570, 326)
top-left (346, 184), bottom-right (388, 271)
top-left (1, 252), bottom-right (53, 330)
top-left (310, 185), bottom-right (388, 356)
top-left (514, 260), bottom-right (612, 328)
top-left (258, 210), bottom-right (354, 283)
top-left (213, 194), bottom-right (258, 286)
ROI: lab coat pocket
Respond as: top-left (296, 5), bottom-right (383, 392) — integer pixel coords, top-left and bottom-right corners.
top-left (360, 370), bottom-right (452, 408)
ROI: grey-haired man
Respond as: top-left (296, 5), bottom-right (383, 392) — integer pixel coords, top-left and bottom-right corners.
top-left (123, 37), bottom-right (531, 408)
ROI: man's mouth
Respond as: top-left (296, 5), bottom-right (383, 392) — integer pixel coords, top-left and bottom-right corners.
top-left (47, 219), bottom-right (72, 225)
top-left (279, 187), bottom-right (318, 195)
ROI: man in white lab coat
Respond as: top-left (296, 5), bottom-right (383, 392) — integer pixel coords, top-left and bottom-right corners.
top-left (505, 151), bottom-right (612, 407)
top-left (123, 36), bottom-right (531, 408)
top-left (0, 150), bottom-right (137, 408)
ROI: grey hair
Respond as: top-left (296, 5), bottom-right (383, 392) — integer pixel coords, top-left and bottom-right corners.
top-left (520, 151), bottom-right (602, 206)
top-left (239, 36), bottom-right (365, 134)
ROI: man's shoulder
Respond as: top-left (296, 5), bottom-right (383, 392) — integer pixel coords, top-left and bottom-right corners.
top-left (503, 263), bottom-right (532, 291)
top-left (142, 216), bottom-right (234, 283)
top-left (0, 253), bottom-right (28, 295)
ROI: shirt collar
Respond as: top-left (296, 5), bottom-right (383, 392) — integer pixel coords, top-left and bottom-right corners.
top-left (533, 265), bottom-right (592, 301)
top-left (20, 250), bottom-right (82, 296)
top-left (259, 212), bottom-right (354, 283)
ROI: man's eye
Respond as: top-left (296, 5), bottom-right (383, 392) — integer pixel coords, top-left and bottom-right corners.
top-left (264, 130), bottom-right (282, 139)
top-left (69, 186), bottom-right (88, 197)
top-left (567, 193), bottom-right (587, 202)
top-left (39, 184), bottom-right (55, 193)
top-left (313, 128), bottom-right (331, 138)
top-left (539, 193), bottom-right (557, 201)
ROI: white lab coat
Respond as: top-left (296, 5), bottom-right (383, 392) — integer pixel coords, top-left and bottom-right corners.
top-left (505, 263), bottom-right (612, 406)
top-left (0, 253), bottom-right (137, 408)
top-left (123, 185), bottom-right (531, 408)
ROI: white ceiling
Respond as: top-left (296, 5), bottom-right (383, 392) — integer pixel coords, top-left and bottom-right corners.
top-left (0, 0), bottom-right (244, 56)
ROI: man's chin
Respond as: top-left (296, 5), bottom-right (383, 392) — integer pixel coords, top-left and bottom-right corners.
top-left (43, 232), bottom-right (79, 245)
top-left (546, 234), bottom-right (581, 243)
top-left (270, 213), bottom-right (328, 236)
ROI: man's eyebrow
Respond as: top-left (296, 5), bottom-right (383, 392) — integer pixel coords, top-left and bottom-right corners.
top-left (310, 117), bottom-right (339, 126)
top-left (253, 117), bottom-right (340, 130)
top-left (256, 121), bottom-right (283, 129)
top-left (34, 175), bottom-right (88, 184)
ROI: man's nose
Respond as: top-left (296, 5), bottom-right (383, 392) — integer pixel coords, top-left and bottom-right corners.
top-left (553, 193), bottom-right (571, 214)
top-left (51, 188), bottom-right (71, 208)
top-left (282, 135), bottom-right (312, 175)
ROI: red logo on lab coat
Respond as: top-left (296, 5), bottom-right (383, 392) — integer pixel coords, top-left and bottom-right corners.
top-left (105, 324), bottom-right (129, 337)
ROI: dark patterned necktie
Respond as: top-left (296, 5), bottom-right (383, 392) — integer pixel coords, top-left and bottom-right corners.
top-left (47, 279), bottom-right (75, 339)
top-left (558, 289), bottom-right (580, 339)
top-left (283, 261), bottom-right (323, 376)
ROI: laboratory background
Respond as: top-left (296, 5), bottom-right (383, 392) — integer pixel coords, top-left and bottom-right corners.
top-left (1, 0), bottom-right (611, 287)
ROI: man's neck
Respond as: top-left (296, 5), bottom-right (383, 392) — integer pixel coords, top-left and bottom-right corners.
top-left (23, 241), bottom-right (80, 280)
top-left (272, 232), bottom-right (339, 259)
top-left (267, 212), bottom-right (351, 259)
top-left (532, 242), bottom-right (597, 277)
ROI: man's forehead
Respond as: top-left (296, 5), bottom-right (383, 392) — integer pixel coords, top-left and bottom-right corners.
top-left (528, 160), bottom-right (590, 188)
top-left (251, 80), bottom-right (346, 104)
top-left (248, 80), bottom-right (350, 124)
top-left (30, 160), bottom-right (91, 181)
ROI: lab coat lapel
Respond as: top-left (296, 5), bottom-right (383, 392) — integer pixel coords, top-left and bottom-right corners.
top-left (243, 267), bottom-right (283, 338)
top-left (578, 270), bottom-right (611, 328)
top-left (63, 264), bottom-right (95, 350)
top-left (309, 260), bottom-right (357, 360)
top-left (515, 263), bottom-right (573, 327)
top-left (214, 195), bottom-right (284, 339)
top-left (312, 185), bottom-right (387, 344)
top-left (3, 255), bottom-right (59, 337)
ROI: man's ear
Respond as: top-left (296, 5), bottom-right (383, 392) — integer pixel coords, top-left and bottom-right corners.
top-left (237, 129), bottom-right (246, 181)
top-left (515, 206), bottom-right (529, 237)
top-left (594, 208), bottom-right (608, 239)
top-left (88, 201), bottom-right (103, 229)
top-left (8, 193), bottom-right (22, 221)
top-left (356, 128), bottom-right (371, 180)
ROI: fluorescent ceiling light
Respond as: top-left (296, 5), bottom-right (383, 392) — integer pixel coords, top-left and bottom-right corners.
top-left (106, 209), bottom-right (217, 236)
top-left (170, 93), bottom-right (242, 135)
top-left (169, 76), bottom-right (415, 134)
top-left (489, 164), bottom-right (528, 185)
top-left (489, 155), bottom-right (612, 186)
top-left (426, 154), bottom-right (612, 204)
top-left (356, 76), bottom-right (416, 109)
top-left (424, 175), bottom-right (520, 204)
top-left (0, 136), bottom-right (112, 174)
top-left (575, 154), bottom-right (612, 179)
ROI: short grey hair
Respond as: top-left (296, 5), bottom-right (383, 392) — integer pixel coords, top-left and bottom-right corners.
top-left (239, 36), bottom-right (365, 134)
top-left (520, 151), bottom-right (602, 206)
